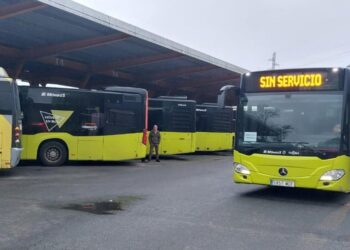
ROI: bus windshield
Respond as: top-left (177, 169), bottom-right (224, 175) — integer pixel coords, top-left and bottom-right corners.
top-left (237, 92), bottom-right (343, 157)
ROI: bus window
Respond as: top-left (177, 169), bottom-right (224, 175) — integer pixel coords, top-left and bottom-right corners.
top-left (0, 84), bottom-right (13, 114)
top-left (148, 108), bottom-right (163, 131)
top-left (79, 106), bottom-right (102, 136)
top-left (104, 94), bottom-right (138, 134)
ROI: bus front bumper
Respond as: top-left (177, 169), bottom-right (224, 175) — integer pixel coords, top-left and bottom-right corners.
top-left (232, 152), bottom-right (350, 193)
top-left (233, 170), bottom-right (350, 192)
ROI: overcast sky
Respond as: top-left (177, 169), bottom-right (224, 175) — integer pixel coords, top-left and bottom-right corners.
top-left (74, 0), bottom-right (350, 71)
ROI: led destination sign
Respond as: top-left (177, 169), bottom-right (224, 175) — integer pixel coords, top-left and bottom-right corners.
top-left (259, 73), bottom-right (323, 89)
top-left (244, 69), bottom-right (342, 92)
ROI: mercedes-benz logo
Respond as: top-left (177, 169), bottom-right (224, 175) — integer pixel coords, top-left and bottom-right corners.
top-left (279, 167), bottom-right (288, 176)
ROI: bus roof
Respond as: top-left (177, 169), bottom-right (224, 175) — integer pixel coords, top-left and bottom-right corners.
top-left (157, 96), bottom-right (188, 100)
top-left (150, 97), bottom-right (196, 104)
top-left (0, 67), bottom-right (9, 78)
top-left (245, 67), bottom-right (343, 75)
top-left (197, 103), bottom-right (234, 109)
top-left (104, 86), bottom-right (148, 96)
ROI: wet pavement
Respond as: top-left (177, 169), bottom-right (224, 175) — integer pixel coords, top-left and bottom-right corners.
top-left (1, 153), bottom-right (350, 250)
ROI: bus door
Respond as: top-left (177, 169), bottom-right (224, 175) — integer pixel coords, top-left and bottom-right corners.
top-left (0, 115), bottom-right (10, 167)
top-left (0, 115), bottom-right (4, 166)
top-left (0, 76), bottom-right (22, 168)
top-left (77, 105), bottom-right (103, 161)
top-left (0, 114), bottom-right (14, 167)
top-left (0, 126), bottom-right (2, 163)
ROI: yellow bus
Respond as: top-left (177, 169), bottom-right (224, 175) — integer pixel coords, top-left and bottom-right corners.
top-left (195, 104), bottom-right (235, 151)
top-left (19, 86), bottom-right (148, 166)
top-left (233, 68), bottom-right (350, 192)
top-left (148, 97), bottom-right (196, 155)
top-left (0, 67), bottom-right (22, 169)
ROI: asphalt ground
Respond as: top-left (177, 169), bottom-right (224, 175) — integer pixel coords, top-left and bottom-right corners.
top-left (1, 152), bottom-right (350, 250)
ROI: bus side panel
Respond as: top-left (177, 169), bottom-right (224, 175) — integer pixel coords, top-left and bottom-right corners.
top-left (21, 134), bottom-right (28, 159)
top-left (195, 132), bottom-right (233, 152)
top-left (0, 115), bottom-right (12, 169)
top-left (191, 132), bottom-right (196, 153)
top-left (219, 133), bottom-right (234, 150)
top-left (103, 133), bottom-right (146, 161)
top-left (77, 136), bottom-right (103, 160)
top-left (233, 151), bottom-right (350, 192)
top-left (195, 132), bottom-right (206, 151)
top-left (147, 132), bottom-right (196, 155)
top-left (21, 133), bottom-right (78, 160)
top-left (232, 133), bottom-right (235, 149)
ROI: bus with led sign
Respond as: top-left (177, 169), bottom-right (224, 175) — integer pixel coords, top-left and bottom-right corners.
top-left (259, 73), bottom-right (323, 89)
top-left (233, 67), bottom-right (350, 192)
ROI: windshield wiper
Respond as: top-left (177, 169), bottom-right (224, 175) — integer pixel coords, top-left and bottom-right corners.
top-left (282, 141), bottom-right (310, 147)
top-left (296, 145), bottom-right (333, 158)
top-left (240, 145), bottom-right (262, 154)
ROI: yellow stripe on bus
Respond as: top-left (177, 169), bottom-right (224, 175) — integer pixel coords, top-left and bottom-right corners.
top-left (146, 132), bottom-right (196, 155)
top-left (195, 132), bottom-right (234, 152)
top-left (21, 132), bottom-right (147, 161)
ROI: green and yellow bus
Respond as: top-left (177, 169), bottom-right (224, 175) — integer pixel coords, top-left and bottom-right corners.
top-left (233, 67), bottom-right (350, 192)
top-left (0, 67), bottom-right (22, 169)
top-left (19, 86), bottom-right (148, 166)
top-left (195, 104), bottom-right (236, 151)
top-left (148, 97), bottom-right (196, 155)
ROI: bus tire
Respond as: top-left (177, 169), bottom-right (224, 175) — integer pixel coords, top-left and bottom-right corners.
top-left (39, 141), bottom-right (67, 166)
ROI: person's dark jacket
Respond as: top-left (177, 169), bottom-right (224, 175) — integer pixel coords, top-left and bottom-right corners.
top-left (149, 130), bottom-right (161, 145)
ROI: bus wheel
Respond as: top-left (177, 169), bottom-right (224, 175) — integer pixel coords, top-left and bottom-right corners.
top-left (39, 141), bottom-right (67, 166)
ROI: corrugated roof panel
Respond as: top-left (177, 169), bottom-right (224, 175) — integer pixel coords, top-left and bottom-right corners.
top-left (0, 0), bottom-right (246, 102)
top-left (39, 6), bottom-right (115, 35)
top-left (37, 0), bottom-right (246, 73)
top-left (61, 38), bottom-right (169, 64)
top-left (125, 58), bottom-right (199, 75)
top-left (0, 9), bottom-right (118, 49)
top-left (0, 0), bottom-right (23, 8)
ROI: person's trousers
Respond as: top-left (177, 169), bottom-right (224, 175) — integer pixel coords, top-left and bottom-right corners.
top-left (149, 144), bottom-right (159, 160)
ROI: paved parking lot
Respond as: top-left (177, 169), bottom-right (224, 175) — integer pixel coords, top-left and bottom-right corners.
top-left (1, 153), bottom-right (350, 250)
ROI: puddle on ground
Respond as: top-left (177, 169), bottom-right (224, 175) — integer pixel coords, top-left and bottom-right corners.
top-left (62, 196), bottom-right (142, 215)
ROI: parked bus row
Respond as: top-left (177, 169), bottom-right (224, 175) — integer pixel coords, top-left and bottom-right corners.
top-left (0, 67), bottom-right (236, 168)
top-left (5, 65), bottom-right (348, 193)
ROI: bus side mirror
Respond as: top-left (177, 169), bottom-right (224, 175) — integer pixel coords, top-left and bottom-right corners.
top-left (240, 95), bottom-right (248, 104)
top-left (217, 85), bottom-right (240, 107)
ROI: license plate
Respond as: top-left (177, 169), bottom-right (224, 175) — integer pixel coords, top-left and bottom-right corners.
top-left (270, 179), bottom-right (295, 187)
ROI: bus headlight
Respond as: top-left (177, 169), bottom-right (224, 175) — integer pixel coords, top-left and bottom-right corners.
top-left (233, 163), bottom-right (251, 175)
top-left (320, 170), bottom-right (345, 181)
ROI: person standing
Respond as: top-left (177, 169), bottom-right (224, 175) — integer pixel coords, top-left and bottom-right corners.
top-left (148, 125), bottom-right (161, 162)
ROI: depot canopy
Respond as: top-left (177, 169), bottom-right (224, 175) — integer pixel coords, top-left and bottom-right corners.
top-left (0, 0), bottom-right (246, 102)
